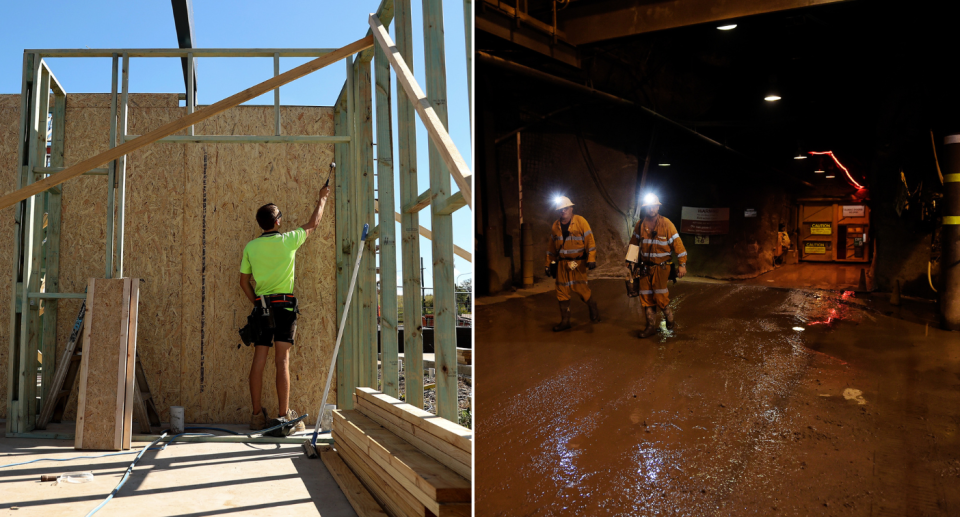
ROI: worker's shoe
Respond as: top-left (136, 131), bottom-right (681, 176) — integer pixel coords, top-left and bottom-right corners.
top-left (586, 298), bottom-right (601, 323)
top-left (553, 301), bottom-right (572, 332)
top-left (263, 416), bottom-right (296, 437)
top-left (286, 408), bottom-right (306, 433)
top-left (663, 307), bottom-right (676, 331)
top-left (665, 320), bottom-right (676, 331)
top-left (250, 407), bottom-right (268, 430)
top-left (639, 325), bottom-right (659, 338)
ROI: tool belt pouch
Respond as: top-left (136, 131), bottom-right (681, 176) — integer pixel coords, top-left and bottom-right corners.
top-left (668, 262), bottom-right (678, 283)
top-left (238, 308), bottom-right (265, 347)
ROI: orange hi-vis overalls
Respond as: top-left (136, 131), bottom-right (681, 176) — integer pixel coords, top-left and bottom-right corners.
top-left (628, 215), bottom-right (687, 309)
top-left (545, 215), bottom-right (597, 302)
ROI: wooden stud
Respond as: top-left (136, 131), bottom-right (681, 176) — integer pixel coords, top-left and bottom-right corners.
top-left (121, 278), bottom-right (140, 449)
top-left (338, 55), bottom-right (357, 410)
top-left (357, 58), bottom-right (377, 389)
top-left (274, 53), bottom-right (281, 136)
top-left (420, 0), bottom-right (459, 422)
top-left (320, 449), bottom-right (390, 517)
top-left (40, 89), bottom-right (66, 412)
top-left (28, 48), bottom-right (341, 58)
top-left (74, 280), bottom-right (96, 448)
top-left (369, 15), bottom-right (472, 209)
top-left (435, 191), bottom-right (467, 215)
top-left (7, 53), bottom-right (33, 434)
top-left (115, 279), bottom-right (132, 450)
top-left (115, 53), bottom-right (129, 278)
top-left (395, 0), bottom-right (424, 409)
top-left (0, 35), bottom-right (375, 211)
top-left (105, 54), bottom-right (118, 279)
top-left (375, 39), bottom-right (399, 398)
top-left (187, 52), bottom-right (195, 136)
top-left (34, 166), bottom-right (109, 175)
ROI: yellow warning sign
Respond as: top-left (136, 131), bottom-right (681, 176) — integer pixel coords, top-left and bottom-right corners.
top-left (810, 223), bottom-right (832, 235)
top-left (804, 242), bottom-right (827, 254)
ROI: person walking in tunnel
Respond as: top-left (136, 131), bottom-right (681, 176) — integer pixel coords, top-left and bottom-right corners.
top-left (545, 196), bottom-right (601, 331)
top-left (626, 194), bottom-right (687, 338)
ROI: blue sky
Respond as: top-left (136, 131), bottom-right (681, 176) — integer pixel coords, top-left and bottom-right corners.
top-left (0, 0), bottom-right (473, 289)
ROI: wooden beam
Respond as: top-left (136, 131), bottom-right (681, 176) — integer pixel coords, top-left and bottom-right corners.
top-left (273, 53), bottom-right (281, 136)
top-left (334, 89), bottom-right (354, 410)
top-left (320, 449), bottom-right (389, 517)
top-left (369, 15), bottom-right (473, 210)
top-left (0, 35), bottom-right (375, 211)
top-left (394, 0), bottom-right (424, 410)
top-left (435, 191), bottom-right (466, 215)
top-left (403, 188), bottom-right (436, 214)
top-left (559, 0), bottom-right (849, 45)
top-left (365, 224), bottom-right (380, 242)
top-left (40, 91), bottom-right (66, 412)
top-left (35, 166), bottom-right (109, 175)
top-left (393, 212), bottom-right (472, 262)
top-left (187, 52), bottom-right (194, 136)
top-left (123, 135), bottom-right (350, 144)
top-left (28, 48), bottom-right (341, 58)
top-left (374, 38), bottom-right (399, 399)
top-left (357, 58), bottom-right (378, 390)
top-left (420, 0), bottom-right (458, 423)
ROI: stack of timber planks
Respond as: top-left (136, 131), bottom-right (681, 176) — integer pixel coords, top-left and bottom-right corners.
top-left (324, 387), bottom-right (472, 517)
top-left (75, 278), bottom-right (140, 450)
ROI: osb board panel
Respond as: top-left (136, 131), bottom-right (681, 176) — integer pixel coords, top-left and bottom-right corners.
top-left (76, 278), bottom-right (126, 450)
top-left (45, 95), bottom-right (337, 423)
top-left (190, 105), bottom-right (337, 423)
top-left (0, 96), bottom-right (20, 419)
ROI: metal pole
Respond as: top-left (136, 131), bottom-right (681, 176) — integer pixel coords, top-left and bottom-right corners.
top-left (274, 53), bottom-right (281, 136)
top-left (105, 54), bottom-right (119, 278)
top-left (942, 134), bottom-right (960, 330)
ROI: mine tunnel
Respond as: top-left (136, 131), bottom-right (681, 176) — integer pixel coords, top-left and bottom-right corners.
top-left (473, 1), bottom-right (960, 515)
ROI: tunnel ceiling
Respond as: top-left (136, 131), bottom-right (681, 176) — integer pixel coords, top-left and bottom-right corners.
top-left (478, 0), bottom-right (959, 197)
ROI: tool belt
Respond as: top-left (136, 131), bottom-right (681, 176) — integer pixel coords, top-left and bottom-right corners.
top-left (238, 294), bottom-right (299, 348)
top-left (625, 261), bottom-right (677, 297)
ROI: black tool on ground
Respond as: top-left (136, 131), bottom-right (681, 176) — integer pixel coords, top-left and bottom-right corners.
top-left (263, 412), bottom-right (309, 437)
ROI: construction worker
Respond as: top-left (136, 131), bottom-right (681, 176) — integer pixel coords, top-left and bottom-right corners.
top-left (545, 196), bottom-right (601, 331)
top-left (239, 183), bottom-right (330, 433)
top-left (626, 194), bottom-right (687, 338)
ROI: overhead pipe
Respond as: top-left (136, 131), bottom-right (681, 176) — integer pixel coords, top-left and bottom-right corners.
top-left (477, 51), bottom-right (813, 188)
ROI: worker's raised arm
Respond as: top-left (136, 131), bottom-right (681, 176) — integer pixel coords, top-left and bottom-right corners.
top-left (301, 184), bottom-right (331, 237)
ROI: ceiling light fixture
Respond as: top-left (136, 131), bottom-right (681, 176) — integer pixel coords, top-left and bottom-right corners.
top-left (825, 174), bottom-right (836, 179)
top-left (814, 169), bottom-right (824, 174)
top-left (717, 24), bottom-right (737, 30)
top-left (764, 95), bottom-right (781, 102)
top-left (794, 154), bottom-right (807, 160)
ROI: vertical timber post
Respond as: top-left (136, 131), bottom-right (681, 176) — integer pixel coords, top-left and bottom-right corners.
top-left (8, 53), bottom-right (33, 434)
top-left (396, 0), bottom-right (424, 409)
top-left (375, 40), bottom-right (399, 398)
top-left (105, 54), bottom-right (119, 279)
top-left (942, 135), bottom-right (960, 330)
top-left (115, 53), bottom-right (130, 278)
top-left (357, 57), bottom-right (377, 389)
top-left (334, 83), bottom-right (354, 410)
top-left (422, 0), bottom-right (458, 422)
top-left (41, 81), bottom-right (66, 408)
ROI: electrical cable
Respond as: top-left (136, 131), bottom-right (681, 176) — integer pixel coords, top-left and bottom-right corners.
top-left (83, 432), bottom-right (169, 517)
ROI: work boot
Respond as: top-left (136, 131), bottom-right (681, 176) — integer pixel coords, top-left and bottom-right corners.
top-left (639, 307), bottom-right (659, 338)
top-left (663, 307), bottom-right (676, 331)
top-left (263, 416), bottom-right (296, 437)
top-left (286, 408), bottom-right (306, 433)
top-left (250, 407), bottom-right (267, 430)
top-left (553, 300), bottom-right (572, 332)
top-left (586, 298), bottom-right (602, 323)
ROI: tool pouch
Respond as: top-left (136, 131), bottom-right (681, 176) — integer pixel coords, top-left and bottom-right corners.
top-left (668, 261), bottom-right (678, 284)
top-left (549, 261), bottom-right (558, 278)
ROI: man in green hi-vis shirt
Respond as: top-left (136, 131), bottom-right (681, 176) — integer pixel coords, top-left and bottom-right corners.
top-left (240, 183), bottom-right (329, 433)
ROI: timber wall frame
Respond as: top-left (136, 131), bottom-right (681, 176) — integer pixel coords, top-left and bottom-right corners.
top-left (5, 0), bottom-right (473, 436)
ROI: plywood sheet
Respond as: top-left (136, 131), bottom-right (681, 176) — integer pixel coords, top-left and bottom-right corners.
top-left (32, 94), bottom-right (339, 424)
top-left (75, 278), bottom-right (127, 450)
top-left (0, 95), bottom-right (21, 419)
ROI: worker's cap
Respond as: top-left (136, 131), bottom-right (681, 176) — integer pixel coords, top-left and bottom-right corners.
top-left (641, 193), bottom-right (662, 207)
top-left (554, 196), bottom-right (574, 210)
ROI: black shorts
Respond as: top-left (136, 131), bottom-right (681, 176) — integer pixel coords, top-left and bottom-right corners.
top-left (255, 308), bottom-right (298, 347)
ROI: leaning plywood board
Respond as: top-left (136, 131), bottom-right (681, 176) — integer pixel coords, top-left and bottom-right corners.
top-left (354, 395), bottom-right (470, 479)
top-left (355, 388), bottom-right (472, 453)
top-left (75, 278), bottom-right (138, 450)
top-left (321, 448), bottom-right (390, 517)
top-left (333, 410), bottom-right (471, 512)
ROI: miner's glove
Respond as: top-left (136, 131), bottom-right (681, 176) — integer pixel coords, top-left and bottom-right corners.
top-left (587, 262), bottom-right (597, 270)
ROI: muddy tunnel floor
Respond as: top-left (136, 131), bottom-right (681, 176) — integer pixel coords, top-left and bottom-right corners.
top-left (475, 280), bottom-right (960, 516)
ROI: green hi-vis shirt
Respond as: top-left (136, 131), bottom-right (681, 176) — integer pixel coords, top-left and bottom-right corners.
top-left (240, 228), bottom-right (308, 296)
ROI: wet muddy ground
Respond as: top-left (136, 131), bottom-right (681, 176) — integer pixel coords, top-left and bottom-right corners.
top-left (475, 279), bottom-right (960, 516)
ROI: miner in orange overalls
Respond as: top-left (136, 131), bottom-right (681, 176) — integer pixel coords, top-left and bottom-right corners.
top-left (626, 194), bottom-right (687, 338)
top-left (545, 196), bottom-right (600, 331)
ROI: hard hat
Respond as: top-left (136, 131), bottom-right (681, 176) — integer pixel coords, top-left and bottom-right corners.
top-left (641, 193), bottom-right (661, 207)
top-left (554, 196), bottom-right (574, 210)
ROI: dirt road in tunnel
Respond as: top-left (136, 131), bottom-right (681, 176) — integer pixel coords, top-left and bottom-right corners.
top-left (475, 279), bottom-right (960, 516)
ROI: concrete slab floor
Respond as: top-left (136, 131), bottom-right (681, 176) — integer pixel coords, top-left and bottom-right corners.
top-left (475, 279), bottom-right (960, 516)
top-left (0, 426), bottom-right (356, 516)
